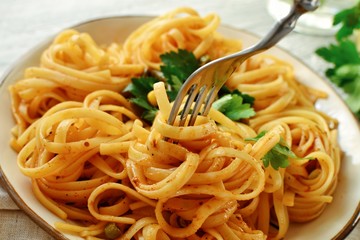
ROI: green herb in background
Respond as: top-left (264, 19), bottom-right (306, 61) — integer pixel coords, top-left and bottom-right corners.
top-left (315, 2), bottom-right (360, 119)
top-left (124, 49), bottom-right (256, 122)
top-left (333, 3), bottom-right (360, 41)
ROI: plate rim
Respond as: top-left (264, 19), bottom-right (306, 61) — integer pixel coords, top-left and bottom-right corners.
top-left (0, 15), bottom-right (359, 240)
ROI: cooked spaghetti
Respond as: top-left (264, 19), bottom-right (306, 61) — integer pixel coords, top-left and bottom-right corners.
top-left (9, 7), bottom-right (340, 240)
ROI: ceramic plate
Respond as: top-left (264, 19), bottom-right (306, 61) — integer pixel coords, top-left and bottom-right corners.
top-left (0, 16), bottom-right (359, 240)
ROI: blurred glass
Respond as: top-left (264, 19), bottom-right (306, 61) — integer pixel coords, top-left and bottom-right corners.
top-left (267, 0), bottom-right (359, 36)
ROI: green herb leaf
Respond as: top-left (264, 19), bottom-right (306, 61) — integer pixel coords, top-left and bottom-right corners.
top-left (218, 86), bottom-right (255, 106)
top-left (160, 49), bottom-right (199, 87)
top-left (315, 40), bottom-right (360, 68)
top-left (129, 97), bottom-right (152, 111)
top-left (123, 76), bottom-right (158, 122)
top-left (329, 64), bottom-right (360, 117)
top-left (124, 76), bottom-right (158, 108)
top-left (333, 3), bottom-right (360, 40)
top-left (271, 143), bottom-right (297, 159)
top-left (245, 131), bottom-right (266, 142)
top-left (331, 63), bottom-right (360, 90)
top-left (333, 9), bottom-right (353, 26)
top-left (262, 147), bottom-right (290, 170)
top-left (212, 93), bottom-right (255, 121)
top-left (166, 75), bottom-right (183, 102)
top-left (142, 108), bottom-right (159, 123)
top-left (246, 131), bottom-right (298, 170)
top-left (316, 2), bottom-right (360, 119)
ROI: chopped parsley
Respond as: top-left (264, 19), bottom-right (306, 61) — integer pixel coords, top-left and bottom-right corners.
top-left (315, 2), bottom-right (360, 119)
top-left (246, 131), bottom-right (298, 170)
top-left (124, 49), bottom-right (256, 122)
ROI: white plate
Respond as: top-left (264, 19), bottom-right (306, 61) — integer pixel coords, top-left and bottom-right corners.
top-left (0, 16), bottom-right (359, 240)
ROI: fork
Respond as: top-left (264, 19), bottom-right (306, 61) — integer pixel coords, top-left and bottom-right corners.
top-left (167, 0), bottom-right (320, 127)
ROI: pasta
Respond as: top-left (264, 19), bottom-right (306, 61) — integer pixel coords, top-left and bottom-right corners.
top-left (9, 7), bottom-right (340, 240)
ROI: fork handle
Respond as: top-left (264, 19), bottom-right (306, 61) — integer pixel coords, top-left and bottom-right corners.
top-left (231, 0), bottom-right (320, 58)
top-left (253, 0), bottom-right (318, 51)
top-left (203, 0), bottom-right (319, 83)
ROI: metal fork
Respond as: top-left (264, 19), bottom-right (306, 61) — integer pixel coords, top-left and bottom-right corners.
top-left (167, 0), bottom-right (320, 127)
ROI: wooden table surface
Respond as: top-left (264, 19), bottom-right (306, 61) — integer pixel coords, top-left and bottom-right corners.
top-left (0, 0), bottom-right (359, 239)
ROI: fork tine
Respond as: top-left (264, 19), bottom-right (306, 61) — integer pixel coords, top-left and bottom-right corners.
top-left (201, 86), bottom-right (219, 116)
top-left (178, 84), bottom-right (199, 126)
top-left (188, 84), bottom-right (211, 126)
top-left (167, 79), bottom-right (196, 125)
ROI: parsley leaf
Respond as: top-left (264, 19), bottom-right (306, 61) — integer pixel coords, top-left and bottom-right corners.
top-left (333, 64), bottom-right (360, 116)
top-left (218, 86), bottom-right (255, 106)
top-left (315, 40), bottom-right (360, 68)
top-left (123, 76), bottom-right (159, 122)
top-left (212, 93), bottom-right (255, 120)
top-left (166, 75), bottom-right (183, 102)
top-left (160, 49), bottom-right (199, 83)
top-left (246, 131), bottom-right (298, 170)
top-left (245, 131), bottom-right (266, 141)
top-left (124, 76), bottom-right (158, 109)
top-left (315, 2), bottom-right (360, 120)
top-left (316, 40), bottom-right (360, 118)
top-left (262, 146), bottom-right (290, 169)
top-left (141, 108), bottom-right (159, 123)
top-left (160, 49), bottom-right (200, 101)
top-left (333, 3), bottom-right (360, 41)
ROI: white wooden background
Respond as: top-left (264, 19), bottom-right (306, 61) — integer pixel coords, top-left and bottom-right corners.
top-left (0, 0), bottom-right (358, 239)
